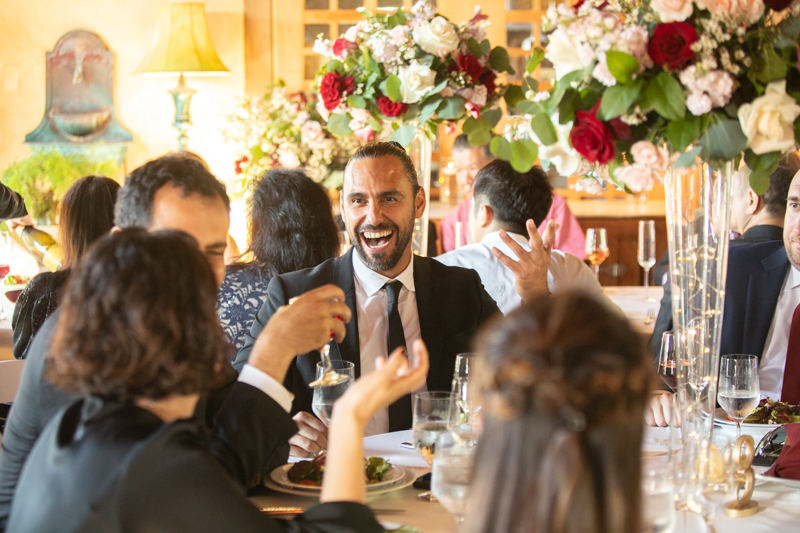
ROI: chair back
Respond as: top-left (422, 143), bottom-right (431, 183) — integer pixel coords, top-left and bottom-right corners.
top-left (0, 360), bottom-right (25, 404)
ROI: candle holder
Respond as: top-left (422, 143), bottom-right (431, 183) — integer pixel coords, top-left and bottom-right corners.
top-left (724, 435), bottom-right (759, 517)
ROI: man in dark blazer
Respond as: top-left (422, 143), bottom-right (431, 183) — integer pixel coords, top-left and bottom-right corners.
top-left (234, 142), bottom-right (508, 455)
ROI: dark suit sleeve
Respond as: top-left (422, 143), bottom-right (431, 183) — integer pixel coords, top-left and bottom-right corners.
top-left (0, 185), bottom-right (27, 221)
top-left (232, 275), bottom-right (290, 372)
top-left (650, 270), bottom-right (673, 359)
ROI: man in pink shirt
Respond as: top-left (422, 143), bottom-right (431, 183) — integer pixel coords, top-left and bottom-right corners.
top-left (440, 135), bottom-right (586, 258)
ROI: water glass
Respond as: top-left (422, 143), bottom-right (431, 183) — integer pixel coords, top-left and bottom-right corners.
top-left (449, 353), bottom-right (481, 446)
top-left (640, 458), bottom-right (676, 533)
top-left (717, 354), bottom-right (759, 438)
top-left (638, 220), bottom-right (657, 302)
top-left (432, 432), bottom-right (475, 526)
top-left (412, 391), bottom-right (452, 502)
top-left (658, 332), bottom-right (677, 393)
top-left (311, 361), bottom-right (354, 425)
top-left (694, 432), bottom-right (735, 526)
top-left (585, 228), bottom-right (609, 281)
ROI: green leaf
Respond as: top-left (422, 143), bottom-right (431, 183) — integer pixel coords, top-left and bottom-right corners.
top-left (387, 9), bottom-right (407, 28)
top-left (701, 120), bottom-right (748, 161)
top-left (504, 85), bottom-right (526, 109)
top-left (666, 115), bottom-right (701, 153)
top-left (558, 88), bottom-right (580, 124)
top-left (437, 96), bottom-right (465, 120)
top-left (401, 104), bottom-right (421, 121)
top-left (462, 116), bottom-right (488, 134)
top-left (522, 76), bottom-right (539, 94)
top-left (527, 48), bottom-right (546, 74)
top-left (598, 79), bottom-right (643, 121)
top-left (418, 96), bottom-right (442, 124)
top-left (509, 139), bottom-right (539, 173)
top-left (347, 94), bottom-right (367, 109)
top-left (468, 38), bottom-right (483, 58)
top-left (674, 145), bottom-right (702, 168)
top-left (781, 14), bottom-right (800, 40)
top-left (390, 124), bottom-right (417, 147)
top-left (468, 129), bottom-right (493, 146)
top-left (490, 136), bottom-right (512, 161)
top-left (489, 47), bottom-right (515, 74)
top-left (327, 113), bottom-right (353, 137)
top-left (530, 112), bottom-right (558, 146)
top-left (605, 51), bottom-right (640, 85)
top-left (429, 79), bottom-right (448, 95)
top-left (750, 169), bottom-right (772, 195)
top-left (755, 45), bottom-right (788, 84)
top-left (645, 72), bottom-right (686, 121)
top-left (480, 39), bottom-right (491, 55)
top-left (744, 149), bottom-right (780, 172)
top-left (385, 75), bottom-right (403, 103)
top-left (544, 68), bottom-right (586, 114)
top-left (482, 108), bottom-right (503, 129)
top-left (325, 59), bottom-right (343, 73)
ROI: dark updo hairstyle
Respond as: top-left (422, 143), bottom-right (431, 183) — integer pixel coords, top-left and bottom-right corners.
top-left (466, 292), bottom-right (652, 533)
top-left (59, 176), bottom-right (121, 267)
top-left (246, 169), bottom-right (340, 278)
top-left (47, 229), bottom-right (232, 402)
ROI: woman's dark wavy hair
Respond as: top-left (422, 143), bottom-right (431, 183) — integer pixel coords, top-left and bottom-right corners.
top-left (46, 229), bottom-right (232, 402)
top-left (466, 292), bottom-right (652, 533)
top-left (59, 175), bottom-right (120, 267)
top-left (246, 169), bottom-right (340, 277)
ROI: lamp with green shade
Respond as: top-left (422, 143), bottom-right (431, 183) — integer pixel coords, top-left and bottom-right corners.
top-left (134, 3), bottom-right (229, 151)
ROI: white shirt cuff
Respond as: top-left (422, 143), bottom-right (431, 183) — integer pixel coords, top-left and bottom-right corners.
top-left (237, 364), bottom-right (295, 413)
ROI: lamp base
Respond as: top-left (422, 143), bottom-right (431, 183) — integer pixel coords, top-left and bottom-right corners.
top-left (169, 73), bottom-right (196, 151)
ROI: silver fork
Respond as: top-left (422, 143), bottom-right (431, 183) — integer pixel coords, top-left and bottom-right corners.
top-left (644, 308), bottom-right (656, 325)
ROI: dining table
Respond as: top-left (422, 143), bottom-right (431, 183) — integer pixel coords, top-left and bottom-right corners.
top-left (249, 425), bottom-right (800, 532)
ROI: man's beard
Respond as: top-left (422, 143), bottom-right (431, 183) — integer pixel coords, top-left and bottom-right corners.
top-left (349, 217), bottom-right (415, 273)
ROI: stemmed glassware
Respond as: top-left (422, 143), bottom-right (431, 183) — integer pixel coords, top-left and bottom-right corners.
top-left (412, 391), bottom-right (451, 502)
top-left (432, 432), bottom-right (475, 527)
top-left (585, 228), bottom-right (609, 281)
top-left (638, 220), bottom-right (657, 302)
top-left (311, 361), bottom-right (354, 426)
top-left (717, 354), bottom-right (760, 439)
top-left (640, 458), bottom-right (676, 533)
top-left (448, 353), bottom-right (481, 447)
top-left (657, 332), bottom-right (677, 393)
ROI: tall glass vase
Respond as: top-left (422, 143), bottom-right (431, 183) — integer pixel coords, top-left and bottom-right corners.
top-left (664, 160), bottom-right (734, 509)
top-left (408, 129), bottom-right (432, 257)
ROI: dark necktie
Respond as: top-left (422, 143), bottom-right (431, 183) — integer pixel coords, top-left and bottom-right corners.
top-left (385, 281), bottom-right (412, 431)
top-left (781, 303), bottom-right (800, 403)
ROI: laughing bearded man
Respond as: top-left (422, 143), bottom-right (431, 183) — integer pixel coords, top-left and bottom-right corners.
top-left (234, 142), bottom-right (553, 455)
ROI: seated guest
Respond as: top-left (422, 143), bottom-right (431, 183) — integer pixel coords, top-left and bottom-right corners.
top-left (647, 165), bottom-right (800, 426)
top-left (9, 229), bottom-right (426, 532)
top-left (436, 160), bottom-right (606, 315)
top-left (466, 292), bottom-right (650, 533)
top-left (12, 175), bottom-right (120, 359)
top-left (234, 141), bottom-right (510, 454)
top-left (218, 170), bottom-right (341, 351)
top-left (441, 134), bottom-right (586, 258)
top-left (648, 154), bottom-right (800, 360)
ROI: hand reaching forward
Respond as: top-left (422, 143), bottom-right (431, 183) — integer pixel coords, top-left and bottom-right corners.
top-left (491, 219), bottom-right (559, 304)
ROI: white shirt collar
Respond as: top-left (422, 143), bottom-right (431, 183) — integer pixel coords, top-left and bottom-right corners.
top-left (788, 265), bottom-right (800, 291)
top-left (480, 230), bottom-right (528, 247)
top-left (352, 250), bottom-right (416, 297)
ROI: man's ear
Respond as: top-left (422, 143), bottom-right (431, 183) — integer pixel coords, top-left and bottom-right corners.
top-left (478, 204), bottom-right (493, 228)
top-left (746, 189), bottom-right (761, 215)
top-left (415, 187), bottom-right (426, 218)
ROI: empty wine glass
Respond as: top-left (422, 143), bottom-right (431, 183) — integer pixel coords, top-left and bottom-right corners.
top-left (717, 354), bottom-right (759, 439)
top-left (412, 391), bottom-right (452, 502)
top-left (449, 353), bottom-right (481, 447)
top-left (658, 332), bottom-right (677, 393)
top-left (432, 432), bottom-right (475, 527)
top-left (311, 361), bottom-right (354, 426)
top-left (638, 220), bottom-right (657, 302)
top-left (585, 228), bottom-right (609, 281)
top-left (640, 458), bottom-right (676, 533)
top-left (695, 433), bottom-right (735, 530)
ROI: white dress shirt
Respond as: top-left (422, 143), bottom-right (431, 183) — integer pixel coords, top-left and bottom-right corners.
top-left (759, 266), bottom-right (800, 399)
top-left (238, 364), bottom-right (295, 412)
top-left (435, 230), bottom-right (608, 315)
top-left (352, 251), bottom-right (422, 435)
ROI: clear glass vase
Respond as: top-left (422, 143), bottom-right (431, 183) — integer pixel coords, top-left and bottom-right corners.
top-left (408, 128), bottom-right (432, 257)
top-left (664, 160), bottom-right (734, 509)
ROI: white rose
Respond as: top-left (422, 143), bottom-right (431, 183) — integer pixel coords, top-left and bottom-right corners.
top-left (412, 16), bottom-right (459, 56)
top-left (738, 80), bottom-right (800, 155)
top-left (545, 28), bottom-right (585, 81)
top-left (651, 0), bottom-right (694, 22)
top-left (397, 61), bottom-right (436, 104)
top-left (615, 164), bottom-right (655, 193)
top-left (733, 0), bottom-right (765, 24)
top-left (536, 116), bottom-right (582, 177)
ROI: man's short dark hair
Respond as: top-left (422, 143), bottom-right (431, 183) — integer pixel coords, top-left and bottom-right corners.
top-left (345, 142), bottom-right (421, 196)
top-left (762, 152), bottom-right (800, 218)
top-left (472, 160), bottom-right (553, 235)
top-left (114, 154), bottom-right (230, 228)
top-left (452, 133), bottom-right (493, 159)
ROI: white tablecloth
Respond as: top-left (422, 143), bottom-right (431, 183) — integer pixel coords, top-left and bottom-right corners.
top-left (250, 428), bottom-right (800, 532)
top-left (604, 285), bottom-right (663, 335)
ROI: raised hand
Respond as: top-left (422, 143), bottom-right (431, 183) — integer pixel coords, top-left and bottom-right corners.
top-left (491, 219), bottom-right (559, 304)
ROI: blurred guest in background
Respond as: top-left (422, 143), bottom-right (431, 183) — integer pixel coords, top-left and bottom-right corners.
top-left (440, 134), bottom-right (586, 258)
top-left (218, 170), bottom-right (341, 351)
top-left (466, 292), bottom-right (651, 533)
top-left (12, 175), bottom-right (120, 359)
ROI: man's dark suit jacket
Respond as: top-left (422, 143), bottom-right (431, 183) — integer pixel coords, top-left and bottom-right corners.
top-left (0, 310), bottom-right (297, 528)
top-left (649, 225), bottom-right (785, 356)
top-left (233, 248), bottom-right (500, 424)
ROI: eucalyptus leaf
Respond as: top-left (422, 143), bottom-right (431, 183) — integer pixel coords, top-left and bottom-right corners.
top-left (489, 47), bottom-right (515, 74)
top-left (606, 51), bottom-right (639, 84)
top-left (645, 72), bottom-right (686, 121)
top-left (522, 76), bottom-right (539, 94)
top-left (490, 136), bottom-right (512, 161)
top-left (463, 116), bottom-right (488, 134)
top-left (530, 112), bottom-right (558, 146)
top-left (674, 145), bottom-right (702, 168)
top-left (401, 104), bottom-right (421, 122)
top-left (509, 139), bottom-right (539, 173)
top-left (347, 94), bottom-right (367, 109)
top-left (390, 124), bottom-right (417, 147)
top-left (327, 113), bottom-right (353, 137)
top-left (385, 75), bottom-right (403, 103)
top-left (418, 54), bottom-right (435, 68)
top-left (482, 108), bottom-right (503, 128)
top-left (430, 79), bottom-right (448, 95)
top-left (559, 88), bottom-right (580, 124)
top-left (418, 96), bottom-right (443, 124)
top-left (325, 59), bottom-right (343, 73)
top-left (700, 120), bottom-right (748, 161)
top-left (527, 48), bottom-right (546, 74)
top-left (468, 38), bottom-right (483, 58)
top-left (750, 169), bottom-right (773, 195)
top-left (598, 80), bottom-right (643, 121)
top-left (480, 39), bottom-right (491, 55)
top-left (545, 68), bottom-right (586, 114)
top-left (517, 100), bottom-right (540, 115)
top-left (468, 129), bottom-right (493, 147)
top-left (504, 85), bottom-right (526, 110)
top-left (744, 149), bottom-right (780, 172)
top-left (666, 115), bottom-right (701, 153)
top-left (755, 45), bottom-right (788, 84)
top-left (437, 96), bottom-right (465, 120)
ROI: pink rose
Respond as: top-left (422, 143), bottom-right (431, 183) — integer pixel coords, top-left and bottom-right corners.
top-left (388, 25), bottom-right (410, 45)
top-left (696, 0), bottom-right (733, 13)
top-left (651, 0), bottom-right (694, 22)
top-left (630, 141), bottom-right (671, 171)
top-left (733, 0), bottom-right (765, 24)
top-left (353, 126), bottom-right (375, 141)
top-left (686, 92), bottom-right (713, 116)
top-left (301, 120), bottom-right (326, 146)
top-left (615, 164), bottom-right (655, 192)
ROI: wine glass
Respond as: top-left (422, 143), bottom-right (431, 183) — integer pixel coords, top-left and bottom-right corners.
top-left (449, 353), bottom-right (481, 447)
top-left (0, 232), bottom-right (10, 320)
top-left (432, 431), bottom-right (475, 527)
top-left (311, 360), bottom-right (354, 426)
top-left (640, 458), bottom-right (676, 533)
top-left (585, 228), bottom-right (609, 281)
top-left (412, 391), bottom-right (452, 502)
top-left (657, 332), bottom-right (677, 393)
top-left (695, 433), bottom-right (735, 529)
top-left (638, 220), bottom-right (657, 302)
top-left (717, 354), bottom-right (760, 439)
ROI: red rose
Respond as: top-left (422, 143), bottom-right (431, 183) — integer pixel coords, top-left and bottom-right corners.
top-left (377, 95), bottom-right (408, 117)
top-left (456, 53), bottom-right (483, 82)
top-left (333, 38), bottom-right (358, 57)
top-left (570, 102), bottom-right (616, 164)
top-left (608, 117), bottom-right (632, 142)
top-left (765, 0), bottom-right (793, 9)
top-left (320, 72), bottom-right (356, 110)
top-left (480, 69), bottom-right (496, 95)
top-left (648, 22), bottom-right (697, 70)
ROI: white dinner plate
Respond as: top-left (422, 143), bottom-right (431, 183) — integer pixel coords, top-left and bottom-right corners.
top-left (713, 408), bottom-right (782, 441)
top-left (753, 465), bottom-right (800, 489)
top-left (268, 463), bottom-right (407, 492)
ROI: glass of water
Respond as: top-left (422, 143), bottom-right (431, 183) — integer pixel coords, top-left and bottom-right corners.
top-left (311, 360), bottom-right (354, 425)
top-left (412, 391), bottom-right (451, 502)
top-left (638, 220), bottom-right (657, 302)
top-left (432, 431), bottom-right (475, 526)
top-left (640, 458), bottom-right (676, 533)
top-left (449, 353), bottom-right (481, 446)
top-left (717, 354), bottom-right (759, 439)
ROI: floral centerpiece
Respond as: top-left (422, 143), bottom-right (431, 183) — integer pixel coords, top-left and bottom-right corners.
top-left (507, 0), bottom-right (800, 194)
top-left (225, 82), bottom-right (362, 191)
top-left (310, 0), bottom-right (517, 147)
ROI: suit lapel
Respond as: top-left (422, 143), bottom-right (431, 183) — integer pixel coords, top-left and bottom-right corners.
top-left (742, 247), bottom-right (791, 357)
top-left (414, 256), bottom-right (446, 391)
top-left (330, 248), bottom-right (361, 377)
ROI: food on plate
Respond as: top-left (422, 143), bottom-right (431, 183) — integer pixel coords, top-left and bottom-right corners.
top-left (726, 398), bottom-right (800, 424)
top-left (4, 274), bottom-right (30, 286)
top-left (286, 455), bottom-right (392, 486)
